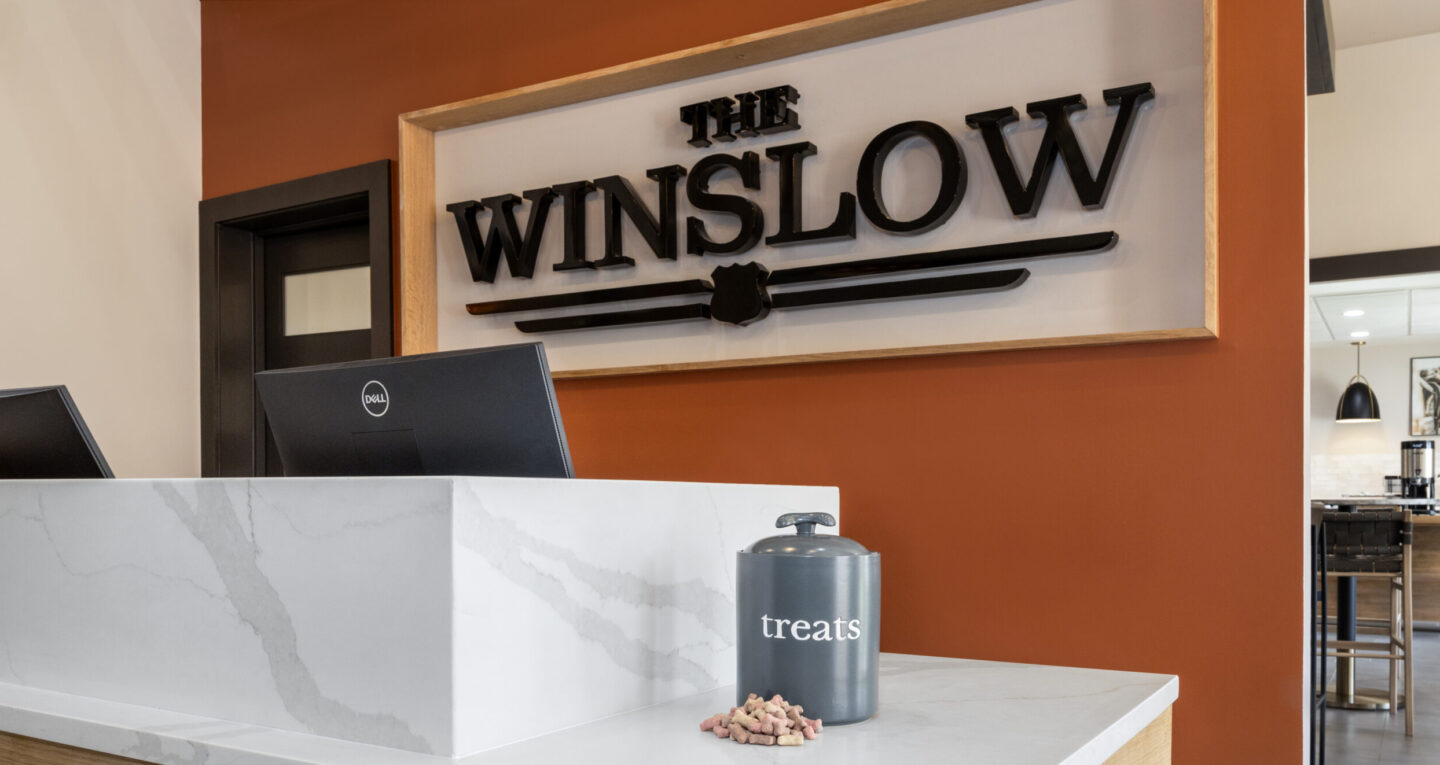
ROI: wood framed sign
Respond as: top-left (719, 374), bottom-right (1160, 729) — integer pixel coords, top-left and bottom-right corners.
top-left (398, 0), bottom-right (1216, 377)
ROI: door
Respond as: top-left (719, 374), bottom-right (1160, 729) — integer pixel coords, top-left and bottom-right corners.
top-left (260, 221), bottom-right (376, 475)
top-left (199, 160), bottom-right (392, 477)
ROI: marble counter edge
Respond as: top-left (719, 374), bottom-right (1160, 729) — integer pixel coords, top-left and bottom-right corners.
top-left (1061, 674), bottom-right (1179, 765)
top-left (0, 680), bottom-right (451, 765)
top-left (0, 657), bottom-right (1181, 765)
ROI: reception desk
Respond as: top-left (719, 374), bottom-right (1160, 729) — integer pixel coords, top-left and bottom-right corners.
top-left (0, 478), bottom-right (1175, 763)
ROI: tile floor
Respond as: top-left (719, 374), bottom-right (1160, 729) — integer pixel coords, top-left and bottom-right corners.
top-left (1326, 630), bottom-right (1440, 763)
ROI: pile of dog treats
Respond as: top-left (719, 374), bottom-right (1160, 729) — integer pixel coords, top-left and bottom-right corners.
top-left (698, 693), bottom-right (823, 746)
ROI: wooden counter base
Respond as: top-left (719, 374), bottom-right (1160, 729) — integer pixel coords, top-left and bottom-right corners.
top-left (1106, 707), bottom-right (1173, 764)
top-left (0, 731), bottom-right (146, 765)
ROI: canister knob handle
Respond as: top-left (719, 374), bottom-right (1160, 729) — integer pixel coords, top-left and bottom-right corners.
top-left (776, 512), bottom-right (837, 536)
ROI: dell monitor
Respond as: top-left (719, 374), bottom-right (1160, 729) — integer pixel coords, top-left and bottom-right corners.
top-left (254, 342), bottom-right (573, 478)
top-left (0, 386), bottom-right (113, 479)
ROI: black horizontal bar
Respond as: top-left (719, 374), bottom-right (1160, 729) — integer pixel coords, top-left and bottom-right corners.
top-left (767, 232), bottom-right (1115, 286)
top-left (514, 303), bottom-right (711, 333)
top-left (468, 279), bottom-right (713, 315)
top-left (1310, 246), bottom-right (1440, 283)
top-left (771, 269), bottom-right (1028, 310)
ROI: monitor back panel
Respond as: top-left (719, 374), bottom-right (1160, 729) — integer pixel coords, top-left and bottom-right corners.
top-left (255, 344), bottom-right (573, 478)
top-left (0, 386), bottom-right (113, 479)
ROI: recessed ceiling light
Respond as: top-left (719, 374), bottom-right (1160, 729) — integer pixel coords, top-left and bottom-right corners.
top-left (1351, 330), bottom-right (1370, 338)
top-left (1343, 309), bottom-right (1365, 317)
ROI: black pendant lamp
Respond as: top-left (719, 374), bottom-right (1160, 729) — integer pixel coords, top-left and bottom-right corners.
top-left (1336, 341), bottom-right (1381, 423)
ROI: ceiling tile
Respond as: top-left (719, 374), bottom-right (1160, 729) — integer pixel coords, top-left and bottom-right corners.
top-left (1314, 290), bottom-right (1409, 341)
top-left (1310, 298), bottom-right (1334, 341)
top-left (1409, 287), bottom-right (1440, 335)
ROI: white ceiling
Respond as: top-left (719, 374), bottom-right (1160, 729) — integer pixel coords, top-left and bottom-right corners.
top-left (1311, 274), bottom-right (1440, 342)
top-left (1329, 0), bottom-right (1440, 49)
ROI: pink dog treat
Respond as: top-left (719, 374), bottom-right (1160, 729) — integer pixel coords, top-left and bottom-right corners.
top-left (701, 693), bottom-right (821, 746)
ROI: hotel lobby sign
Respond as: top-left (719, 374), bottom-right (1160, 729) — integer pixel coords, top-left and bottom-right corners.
top-left (401, 0), bottom-right (1215, 376)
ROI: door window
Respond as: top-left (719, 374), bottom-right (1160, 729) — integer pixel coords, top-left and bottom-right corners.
top-left (283, 266), bottom-right (371, 336)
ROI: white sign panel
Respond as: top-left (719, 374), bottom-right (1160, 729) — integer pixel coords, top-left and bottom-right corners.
top-left (432, 0), bottom-right (1208, 375)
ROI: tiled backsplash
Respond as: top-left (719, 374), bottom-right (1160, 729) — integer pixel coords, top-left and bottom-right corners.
top-left (1310, 452), bottom-right (1397, 498)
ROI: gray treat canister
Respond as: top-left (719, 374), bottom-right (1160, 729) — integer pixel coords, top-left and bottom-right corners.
top-left (736, 512), bottom-right (880, 724)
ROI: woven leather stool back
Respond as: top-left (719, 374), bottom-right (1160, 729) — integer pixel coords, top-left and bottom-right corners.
top-left (1323, 509), bottom-right (1411, 574)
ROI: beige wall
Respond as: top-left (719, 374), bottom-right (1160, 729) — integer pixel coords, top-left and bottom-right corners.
top-left (1309, 31), bottom-right (1440, 258)
top-left (0, 1), bottom-right (200, 477)
top-left (1311, 337), bottom-right (1440, 496)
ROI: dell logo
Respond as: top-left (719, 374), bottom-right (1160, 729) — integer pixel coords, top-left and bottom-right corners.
top-left (361, 380), bottom-right (389, 417)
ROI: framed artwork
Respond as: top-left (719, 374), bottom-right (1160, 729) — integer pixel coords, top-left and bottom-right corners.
top-left (1411, 356), bottom-right (1440, 436)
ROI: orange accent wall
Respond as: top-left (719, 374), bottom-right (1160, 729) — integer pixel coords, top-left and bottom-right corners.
top-left (202, 1), bottom-right (1306, 761)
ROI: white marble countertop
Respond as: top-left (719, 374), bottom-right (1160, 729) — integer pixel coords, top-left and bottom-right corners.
top-left (0, 653), bottom-right (1177, 765)
top-left (0, 476), bottom-right (838, 756)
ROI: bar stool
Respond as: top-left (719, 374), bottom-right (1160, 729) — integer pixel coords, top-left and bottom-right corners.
top-left (1311, 503), bottom-right (1327, 765)
top-left (1323, 507), bottom-right (1415, 736)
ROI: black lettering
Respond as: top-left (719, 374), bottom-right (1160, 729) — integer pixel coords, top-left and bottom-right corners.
top-left (764, 141), bottom-right (856, 246)
top-left (856, 121), bottom-right (966, 235)
top-left (593, 164), bottom-right (687, 263)
top-left (444, 200), bottom-right (487, 280)
top-left (733, 92), bottom-right (760, 137)
top-left (550, 180), bottom-right (601, 272)
top-left (707, 97), bottom-right (739, 142)
top-left (755, 85), bottom-right (801, 134)
top-left (685, 152), bottom-right (765, 256)
top-left (679, 86), bottom-right (796, 146)
top-left (444, 187), bottom-right (556, 282)
top-left (679, 102), bottom-right (712, 148)
top-left (964, 82), bottom-right (1154, 217)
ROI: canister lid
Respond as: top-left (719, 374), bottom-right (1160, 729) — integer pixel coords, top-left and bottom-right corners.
top-left (744, 512), bottom-right (871, 556)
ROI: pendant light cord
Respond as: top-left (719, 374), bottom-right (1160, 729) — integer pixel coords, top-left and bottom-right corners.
top-left (1349, 341), bottom-right (1372, 387)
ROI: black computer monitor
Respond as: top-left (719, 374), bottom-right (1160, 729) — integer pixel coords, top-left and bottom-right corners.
top-left (254, 342), bottom-right (574, 478)
top-left (0, 386), bottom-right (113, 479)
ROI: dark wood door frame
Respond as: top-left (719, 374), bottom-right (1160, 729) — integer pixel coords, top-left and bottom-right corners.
top-left (199, 160), bottom-right (392, 477)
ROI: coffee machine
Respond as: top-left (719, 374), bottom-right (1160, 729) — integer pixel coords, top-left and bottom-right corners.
top-left (1401, 440), bottom-right (1435, 499)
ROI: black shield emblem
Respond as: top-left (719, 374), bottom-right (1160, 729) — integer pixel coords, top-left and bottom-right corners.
top-left (709, 262), bottom-right (772, 326)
